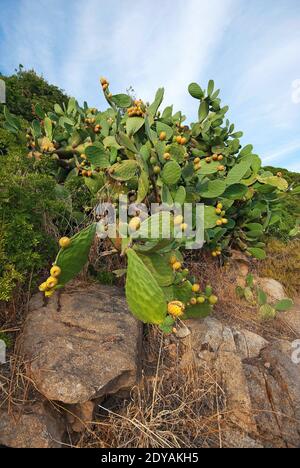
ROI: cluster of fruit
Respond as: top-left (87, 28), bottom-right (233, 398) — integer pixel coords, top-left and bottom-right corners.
top-left (78, 154), bottom-right (93, 177)
top-left (211, 247), bottom-right (222, 257)
top-left (100, 77), bottom-right (109, 91)
top-left (38, 237), bottom-right (70, 297)
top-left (174, 135), bottom-right (188, 145)
top-left (40, 140), bottom-right (55, 153)
top-left (127, 100), bottom-right (145, 117)
top-left (215, 202), bottom-right (228, 226)
top-left (173, 214), bottom-right (188, 233)
top-left (193, 157), bottom-right (201, 171)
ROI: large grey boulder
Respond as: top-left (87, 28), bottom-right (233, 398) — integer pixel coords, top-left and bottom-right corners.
top-left (21, 283), bottom-right (142, 404)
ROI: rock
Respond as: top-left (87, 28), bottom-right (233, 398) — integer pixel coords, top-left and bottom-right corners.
top-left (66, 401), bottom-right (95, 433)
top-left (230, 250), bottom-right (250, 278)
top-left (233, 329), bottom-right (268, 359)
top-left (0, 402), bottom-right (65, 448)
top-left (256, 278), bottom-right (286, 303)
top-left (181, 316), bottom-right (300, 448)
top-left (280, 299), bottom-right (300, 337)
top-left (21, 283), bottom-right (142, 404)
top-left (245, 341), bottom-right (300, 448)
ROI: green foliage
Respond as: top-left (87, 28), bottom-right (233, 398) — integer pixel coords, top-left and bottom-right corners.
top-left (1, 65), bottom-right (68, 122)
top-left (236, 274), bottom-right (294, 320)
top-left (263, 166), bottom-right (300, 239)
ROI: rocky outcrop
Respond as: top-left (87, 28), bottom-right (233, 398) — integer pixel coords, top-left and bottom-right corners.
top-left (0, 402), bottom-right (64, 448)
top-left (180, 317), bottom-right (300, 448)
top-left (21, 283), bottom-right (142, 404)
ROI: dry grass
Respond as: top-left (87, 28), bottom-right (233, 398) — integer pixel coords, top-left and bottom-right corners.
top-left (76, 327), bottom-right (226, 449)
top-left (185, 250), bottom-right (296, 342)
top-left (258, 238), bottom-right (300, 298)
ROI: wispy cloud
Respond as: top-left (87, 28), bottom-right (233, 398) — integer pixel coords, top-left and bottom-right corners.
top-left (262, 140), bottom-right (300, 167)
top-left (291, 79), bottom-right (300, 104)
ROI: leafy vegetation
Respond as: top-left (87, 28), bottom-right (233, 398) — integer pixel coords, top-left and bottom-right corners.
top-left (236, 273), bottom-right (294, 320)
top-left (0, 68), bottom-right (85, 302)
top-left (263, 166), bottom-right (300, 239)
top-left (4, 75), bottom-right (296, 330)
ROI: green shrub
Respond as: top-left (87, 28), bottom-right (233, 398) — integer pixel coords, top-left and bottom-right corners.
top-left (264, 166), bottom-right (300, 239)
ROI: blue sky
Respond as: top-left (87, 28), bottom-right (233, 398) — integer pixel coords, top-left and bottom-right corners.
top-left (0, 0), bottom-right (300, 170)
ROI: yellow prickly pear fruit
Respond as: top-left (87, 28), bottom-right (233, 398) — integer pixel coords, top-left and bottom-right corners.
top-left (221, 218), bottom-right (228, 225)
top-left (59, 237), bottom-right (71, 249)
top-left (172, 261), bottom-right (182, 271)
top-left (217, 203), bottom-right (223, 210)
top-left (190, 298), bottom-right (197, 305)
top-left (194, 157), bottom-right (201, 164)
top-left (212, 251), bottom-right (218, 257)
top-left (46, 277), bottom-right (58, 289)
top-left (174, 215), bottom-right (184, 226)
top-left (168, 301), bottom-right (185, 317)
top-left (39, 282), bottom-right (48, 292)
top-left (180, 223), bottom-right (188, 232)
top-left (159, 131), bottom-right (167, 141)
top-left (163, 153), bottom-right (171, 161)
top-left (216, 220), bottom-right (223, 226)
top-left (45, 290), bottom-right (55, 298)
top-left (129, 217), bottom-right (141, 232)
top-left (192, 283), bottom-right (200, 293)
top-left (215, 208), bottom-right (222, 215)
top-left (50, 266), bottom-right (61, 278)
top-left (169, 255), bottom-right (178, 265)
top-left (209, 295), bottom-right (218, 305)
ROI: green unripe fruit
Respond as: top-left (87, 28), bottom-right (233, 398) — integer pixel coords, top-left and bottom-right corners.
top-left (153, 166), bottom-right (161, 175)
top-left (197, 296), bottom-right (206, 304)
top-left (205, 285), bottom-right (213, 296)
top-left (150, 157), bottom-right (157, 165)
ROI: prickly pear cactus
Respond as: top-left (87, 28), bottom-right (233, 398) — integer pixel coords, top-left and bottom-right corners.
top-left (4, 76), bottom-right (293, 332)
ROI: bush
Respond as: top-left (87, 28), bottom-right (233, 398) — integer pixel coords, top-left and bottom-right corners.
top-left (264, 166), bottom-right (300, 239)
top-left (0, 149), bottom-right (93, 302)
